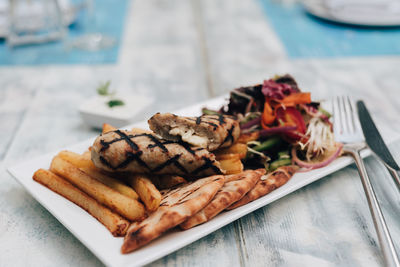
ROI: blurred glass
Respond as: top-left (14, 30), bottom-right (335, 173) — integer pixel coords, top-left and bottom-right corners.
top-left (69, 0), bottom-right (116, 51)
top-left (7, 0), bottom-right (67, 47)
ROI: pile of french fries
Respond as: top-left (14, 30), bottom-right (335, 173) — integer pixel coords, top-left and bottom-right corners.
top-left (33, 123), bottom-right (247, 237)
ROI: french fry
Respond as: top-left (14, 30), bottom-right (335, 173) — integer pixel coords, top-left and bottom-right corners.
top-left (131, 127), bottom-right (152, 135)
top-left (102, 123), bottom-right (117, 134)
top-left (126, 174), bottom-right (161, 212)
top-left (219, 157), bottom-right (244, 175)
top-left (155, 175), bottom-right (187, 189)
top-left (58, 150), bottom-right (96, 170)
top-left (237, 132), bottom-right (260, 144)
top-left (215, 143), bottom-right (247, 159)
top-left (82, 150), bottom-right (91, 160)
top-left (59, 151), bottom-right (139, 201)
top-left (80, 167), bottom-right (139, 200)
top-left (216, 153), bottom-right (241, 161)
top-left (50, 157), bottom-right (146, 221)
top-left (33, 169), bottom-right (130, 236)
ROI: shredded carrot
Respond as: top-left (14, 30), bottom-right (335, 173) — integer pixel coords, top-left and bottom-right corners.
top-left (262, 101), bottom-right (275, 126)
top-left (280, 92), bottom-right (311, 106)
top-left (261, 93), bottom-right (311, 129)
top-left (261, 119), bottom-right (269, 129)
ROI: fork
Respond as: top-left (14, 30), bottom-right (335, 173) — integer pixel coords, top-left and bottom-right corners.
top-left (332, 96), bottom-right (400, 267)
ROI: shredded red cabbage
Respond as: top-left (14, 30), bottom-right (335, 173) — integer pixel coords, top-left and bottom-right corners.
top-left (262, 79), bottom-right (299, 100)
top-left (240, 117), bottom-right (261, 130)
top-left (259, 125), bottom-right (297, 137)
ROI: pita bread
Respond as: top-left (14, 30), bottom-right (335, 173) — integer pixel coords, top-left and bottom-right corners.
top-left (180, 169), bottom-right (265, 230)
top-left (227, 166), bottom-right (298, 210)
top-left (121, 175), bottom-right (224, 254)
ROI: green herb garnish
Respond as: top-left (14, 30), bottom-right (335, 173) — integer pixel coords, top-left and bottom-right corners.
top-left (202, 108), bottom-right (221, 116)
top-left (97, 81), bottom-right (113, 96)
top-left (318, 107), bottom-right (332, 118)
top-left (96, 81), bottom-right (125, 108)
top-left (107, 99), bottom-right (125, 108)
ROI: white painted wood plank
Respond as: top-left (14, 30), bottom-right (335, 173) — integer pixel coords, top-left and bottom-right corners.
top-left (198, 0), bottom-right (287, 94)
top-left (150, 224), bottom-right (242, 267)
top-left (0, 69), bottom-right (44, 160)
top-left (118, 0), bottom-right (211, 111)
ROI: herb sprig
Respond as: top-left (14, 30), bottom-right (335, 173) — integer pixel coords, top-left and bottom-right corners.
top-left (96, 81), bottom-right (125, 108)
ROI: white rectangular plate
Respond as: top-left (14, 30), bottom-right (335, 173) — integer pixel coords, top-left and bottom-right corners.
top-left (8, 95), bottom-right (400, 267)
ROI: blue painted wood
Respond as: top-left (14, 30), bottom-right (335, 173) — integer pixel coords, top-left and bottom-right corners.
top-left (0, 0), bottom-right (129, 65)
top-left (259, 0), bottom-right (400, 58)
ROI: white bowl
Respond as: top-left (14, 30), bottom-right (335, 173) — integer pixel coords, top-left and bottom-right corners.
top-left (79, 94), bottom-right (153, 129)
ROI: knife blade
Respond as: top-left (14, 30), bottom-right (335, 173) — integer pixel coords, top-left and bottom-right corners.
top-left (357, 100), bottom-right (400, 190)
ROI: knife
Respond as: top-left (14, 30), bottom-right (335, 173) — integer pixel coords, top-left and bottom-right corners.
top-left (357, 100), bottom-right (400, 191)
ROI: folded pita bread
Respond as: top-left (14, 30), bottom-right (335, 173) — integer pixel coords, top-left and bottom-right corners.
top-left (180, 169), bottom-right (265, 230)
top-left (121, 175), bottom-right (224, 254)
top-left (227, 166), bottom-right (298, 210)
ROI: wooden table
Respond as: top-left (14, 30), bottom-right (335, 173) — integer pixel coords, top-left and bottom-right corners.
top-left (1, 0), bottom-right (400, 266)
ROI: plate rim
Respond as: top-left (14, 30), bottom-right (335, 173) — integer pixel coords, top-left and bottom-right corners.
top-left (303, 1), bottom-right (400, 27)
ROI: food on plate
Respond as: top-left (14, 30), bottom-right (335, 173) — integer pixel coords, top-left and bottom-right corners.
top-left (50, 156), bottom-right (146, 221)
top-left (102, 123), bottom-right (118, 134)
top-left (152, 174), bottom-right (187, 190)
top-left (58, 150), bottom-right (97, 170)
top-left (218, 154), bottom-right (244, 175)
top-left (33, 169), bottom-right (129, 236)
top-left (125, 174), bottom-right (161, 212)
top-left (237, 131), bottom-right (259, 144)
top-left (206, 74), bottom-right (341, 172)
top-left (31, 74), bottom-right (343, 255)
top-left (180, 169), bottom-right (264, 230)
top-left (80, 167), bottom-right (139, 200)
top-left (58, 150), bottom-right (139, 200)
top-left (148, 113), bottom-right (240, 151)
top-left (121, 175), bottom-right (225, 253)
top-left (131, 127), bottom-right (152, 135)
top-left (103, 123), bottom-right (152, 136)
top-left (91, 130), bottom-right (224, 176)
top-left (227, 166), bottom-right (298, 210)
top-left (214, 143), bottom-right (247, 159)
top-left (81, 150), bottom-right (92, 160)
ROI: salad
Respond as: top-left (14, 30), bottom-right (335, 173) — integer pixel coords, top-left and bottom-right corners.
top-left (203, 74), bottom-right (343, 172)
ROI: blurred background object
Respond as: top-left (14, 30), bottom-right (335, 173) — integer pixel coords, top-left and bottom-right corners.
top-left (7, 0), bottom-right (67, 47)
top-left (0, 0), bottom-right (127, 64)
top-left (303, 0), bottom-right (400, 26)
top-left (260, 0), bottom-right (400, 58)
top-left (68, 0), bottom-right (116, 51)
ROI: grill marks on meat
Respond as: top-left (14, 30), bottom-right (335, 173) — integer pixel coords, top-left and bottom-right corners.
top-left (188, 117), bottom-right (218, 129)
top-left (91, 130), bottom-right (223, 176)
top-left (192, 157), bottom-right (222, 176)
top-left (222, 124), bottom-right (235, 145)
top-left (148, 113), bottom-right (240, 151)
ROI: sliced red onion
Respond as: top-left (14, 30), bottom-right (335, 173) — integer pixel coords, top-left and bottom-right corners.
top-left (245, 98), bottom-right (254, 114)
top-left (259, 125), bottom-right (297, 137)
top-left (300, 104), bottom-right (331, 125)
top-left (240, 116), bottom-right (261, 130)
top-left (241, 124), bottom-right (259, 134)
top-left (291, 143), bottom-right (343, 170)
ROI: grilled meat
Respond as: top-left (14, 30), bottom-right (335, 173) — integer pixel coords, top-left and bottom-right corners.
top-left (91, 130), bottom-right (224, 177)
top-left (148, 113), bottom-right (240, 151)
